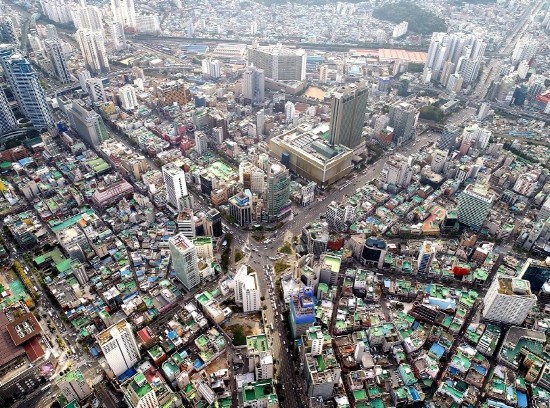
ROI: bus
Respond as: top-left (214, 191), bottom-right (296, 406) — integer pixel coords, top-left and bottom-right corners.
top-left (270, 323), bottom-right (274, 331)
top-left (41, 384), bottom-right (51, 392)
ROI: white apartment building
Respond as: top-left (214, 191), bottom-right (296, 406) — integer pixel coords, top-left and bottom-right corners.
top-left (201, 59), bottom-right (221, 79)
top-left (482, 277), bottom-right (537, 325)
top-left (162, 163), bottom-right (187, 212)
top-left (119, 84), bottom-right (138, 110)
top-left (96, 320), bottom-right (140, 377)
top-left (234, 264), bottom-right (261, 313)
top-left (169, 233), bottom-right (200, 290)
top-left (75, 29), bottom-right (109, 73)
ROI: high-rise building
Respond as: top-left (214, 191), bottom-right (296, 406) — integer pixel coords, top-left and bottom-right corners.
top-left (0, 47), bottom-right (54, 130)
top-left (76, 68), bottom-right (91, 90)
top-left (56, 370), bottom-right (93, 403)
top-left (457, 183), bottom-right (494, 230)
top-left (538, 196), bottom-right (550, 222)
top-left (326, 201), bottom-right (357, 232)
top-left (256, 109), bottom-right (264, 135)
top-left (266, 161), bottom-right (291, 222)
top-left (135, 15), bottom-right (160, 35)
top-left (380, 154), bottom-right (414, 187)
top-left (201, 59), bottom-right (221, 79)
top-left (284, 101), bottom-right (295, 124)
top-left (439, 124), bottom-right (459, 151)
top-left (248, 44), bottom-right (306, 81)
top-left (397, 77), bottom-right (410, 97)
top-left (430, 149), bottom-right (448, 173)
top-left (204, 208), bottom-right (223, 237)
top-left (44, 40), bottom-right (72, 84)
top-left (86, 77), bottom-right (106, 102)
top-left (71, 1), bottom-right (103, 34)
top-left (456, 57), bottom-right (480, 85)
top-left (392, 21), bottom-right (408, 38)
top-left (289, 286), bottom-right (316, 338)
top-left (482, 277), bottom-right (536, 325)
top-left (111, 0), bottom-right (137, 29)
top-left (0, 87), bottom-right (17, 135)
top-left (512, 38), bottom-right (538, 64)
top-left (417, 241), bottom-right (436, 274)
top-left (477, 102), bottom-right (490, 121)
top-left (446, 73), bottom-right (463, 92)
top-left (388, 101), bottom-right (417, 144)
top-left (110, 21), bottom-right (127, 51)
top-left (328, 81), bottom-right (368, 149)
top-left (246, 334), bottom-right (273, 380)
top-left (75, 29), bottom-right (109, 73)
top-left (169, 233), bottom-right (200, 290)
top-left (39, 0), bottom-right (72, 24)
top-left (0, 17), bottom-right (18, 44)
top-left (162, 163), bottom-right (187, 212)
top-left (96, 320), bottom-right (140, 377)
top-left (119, 84), bottom-right (138, 110)
top-left (242, 65), bottom-right (264, 105)
top-left (122, 370), bottom-right (182, 408)
top-left (69, 99), bottom-right (109, 146)
top-left (234, 264), bottom-right (261, 313)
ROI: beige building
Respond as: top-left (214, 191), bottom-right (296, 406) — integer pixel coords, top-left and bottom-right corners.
top-left (269, 125), bottom-right (353, 188)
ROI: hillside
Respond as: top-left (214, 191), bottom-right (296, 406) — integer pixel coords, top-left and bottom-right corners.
top-left (372, 2), bottom-right (447, 35)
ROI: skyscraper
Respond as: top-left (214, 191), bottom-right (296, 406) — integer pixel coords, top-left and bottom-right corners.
top-left (266, 161), bottom-right (291, 222)
top-left (0, 17), bottom-right (18, 45)
top-left (388, 101), bottom-right (417, 144)
top-left (75, 29), bottom-right (109, 73)
top-left (482, 276), bottom-right (536, 325)
top-left (69, 99), bottom-right (109, 146)
top-left (248, 44), bottom-right (306, 81)
top-left (457, 183), bottom-right (494, 230)
top-left (85, 77), bottom-right (106, 102)
top-left (328, 81), bottom-right (368, 149)
top-left (234, 264), bottom-right (261, 313)
top-left (242, 65), bottom-right (264, 105)
top-left (110, 21), bottom-right (127, 51)
top-left (162, 163), bottom-right (188, 212)
top-left (0, 46), bottom-right (53, 130)
top-left (96, 320), bottom-right (140, 377)
top-left (438, 124), bottom-right (459, 151)
top-left (169, 233), bottom-right (200, 290)
top-left (70, 1), bottom-right (103, 34)
top-left (0, 87), bottom-right (17, 135)
top-left (44, 40), bottom-right (72, 84)
top-left (111, 0), bottom-right (136, 29)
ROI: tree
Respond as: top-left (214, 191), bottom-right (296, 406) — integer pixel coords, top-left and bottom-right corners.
top-left (372, 2), bottom-right (447, 35)
top-left (419, 105), bottom-right (445, 123)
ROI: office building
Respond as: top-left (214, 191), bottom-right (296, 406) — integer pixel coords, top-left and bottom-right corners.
top-left (457, 183), bottom-right (495, 230)
top-left (69, 99), bottom-right (109, 146)
top-left (0, 88), bottom-right (17, 134)
top-left (266, 161), bottom-right (291, 222)
top-left (289, 286), bottom-right (316, 338)
top-left (388, 101), bottom-right (417, 144)
top-left (157, 80), bottom-right (189, 107)
top-left (201, 59), bottom-right (221, 79)
top-left (56, 370), bottom-right (93, 403)
top-left (162, 163), bottom-right (187, 212)
top-left (0, 47), bottom-right (54, 130)
top-left (119, 84), bottom-right (138, 110)
top-left (234, 264), bottom-right (261, 313)
top-left (430, 149), bottom-right (448, 174)
top-left (512, 39), bottom-right (538, 64)
top-left (538, 196), bottom-right (550, 222)
top-left (328, 81), bottom-right (368, 149)
top-left (446, 73), bottom-right (463, 92)
top-left (204, 208), bottom-right (223, 237)
top-left (176, 208), bottom-right (195, 239)
top-left (417, 241), bottom-right (436, 274)
top-left (75, 29), bottom-right (109, 73)
top-left (111, 0), bottom-right (137, 29)
top-left (301, 222), bottom-right (329, 259)
top-left (439, 124), bottom-right (459, 151)
top-left (269, 125), bottom-right (353, 188)
top-left (122, 371), bottom-right (181, 408)
top-left (169, 233), bottom-right (200, 290)
top-left (228, 191), bottom-right (252, 226)
top-left (96, 320), bottom-right (140, 377)
top-left (192, 236), bottom-right (213, 259)
top-left (256, 109), bottom-right (265, 135)
top-left (242, 65), bottom-right (264, 105)
top-left (360, 237), bottom-right (387, 268)
top-left (44, 40), bottom-right (72, 84)
top-left (110, 21), bottom-right (127, 51)
top-left (76, 68), bottom-right (91, 90)
top-left (456, 57), bottom-right (480, 85)
top-left (248, 44), bottom-right (306, 81)
top-left (482, 277), bottom-right (536, 325)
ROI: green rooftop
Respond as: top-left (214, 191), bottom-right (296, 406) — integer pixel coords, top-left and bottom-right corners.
top-left (246, 334), bottom-right (269, 353)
